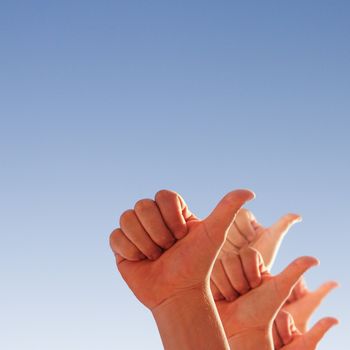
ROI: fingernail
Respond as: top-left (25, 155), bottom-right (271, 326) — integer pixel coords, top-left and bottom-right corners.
top-left (245, 190), bottom-right (256, 201)
top-left (294, 215), bottom-right (303, 223)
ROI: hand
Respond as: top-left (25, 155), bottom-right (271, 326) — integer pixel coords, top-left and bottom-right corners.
top-left (109, 189), bottom-right (254, 350)
top-left (109, 189), bottom-right (254, 309)
top-left (211, 209), bottom-right (301, 301)
top-left (283, 280), bottom-right (339, 332)
top-left (216, 254), bottom-right (319, 349)
top-left (273, 310), bottom-right (338, 350)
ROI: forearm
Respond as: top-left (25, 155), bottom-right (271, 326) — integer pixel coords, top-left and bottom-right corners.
top-left (152, 286), bottom-right (230, 350)
top-left (228, 329), bottom-right (273, 350)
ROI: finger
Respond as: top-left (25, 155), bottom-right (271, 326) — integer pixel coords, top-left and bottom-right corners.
top-left (109, 228), bottom-right (146, 261)
top-left (155, 190), bottom-right (192, 239)
top-left (274, 256), bottom-right (319, 302)
top-left (270, 213), bottom-right (302, 237)
top-left (211, 259), bottom-right (239, 301)
top-left (273, 321), bottom-right (284, 350)
top-left (210, 279), bottom-right (225, 301)
top-left (221, 252), bottom-right (250, 295)
top-left (120, 209), bottom-right (163, 260)
top-left (203, 190), bottom-right (255, 249)
top-left (134, 199), bottom-right (176, 249)
top-left (251, 218), bottom-right (263, 231)
top-left (303, 317), bottom-right (339, 347)
top-left (300, 281), bottom-right (339, 317)
top-left (286, 280), bottom-right (339, 332)
top-left (239, 246), bottom-right (263, 289)
top-left (313, 280), bottom-right (339, 302)
top-left (275, 310), bottom-right (294, 345)
top-left (235, 208), bottom-right (257, 242)
top-left (294, 276), bottom-right (309, 298)
top-left (286, 276), bottom-right (308, 304)
top-left (226, 221), bottom-right (250, 249)
top-left (219, 238), bottom-right (240, 255)
top-left (116, 253), bottom-right (125, 264)
top-left (253, 213), bottom-right (301, 270)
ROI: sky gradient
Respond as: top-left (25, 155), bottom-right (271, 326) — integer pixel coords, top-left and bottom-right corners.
top-left (1, 1), bottom-right (349, 349)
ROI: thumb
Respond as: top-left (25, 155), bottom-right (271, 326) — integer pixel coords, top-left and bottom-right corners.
top-left (253, 214), bottom-right (301, 270)
top-left (303, 317), bottom-right (339, 348)
top-left (313, 280), bottom-right (339, 303)
top-left (274, 256), bottom-right (319, 303)
top-left (286, 281), bottom-right (339, 333)
top-left (270, 213), bottom-right (302, 237)
top-left (203, 189), bottom-right (255, 249)
top-left (303, 281), bottom-right (339, 316)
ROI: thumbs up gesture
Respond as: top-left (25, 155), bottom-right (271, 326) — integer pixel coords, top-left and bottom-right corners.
top-left (215, 252), bottom-right (319, 349)
top-left (109, 189), bottom-right (254, 350)
top-left (273, 310), bottom-right (338, 349)
top-left (211, 209), bottom-right (301, 301)
top-left (284, 279), bottom-right (339, 332)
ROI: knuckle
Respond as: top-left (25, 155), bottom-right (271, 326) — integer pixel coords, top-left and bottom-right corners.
top-left (236, 280), bottom-right (249, 294)
top-left (128, 250), bottom-right (143, 261)
top-left (155, 189), bottom-right (175, 202)
top-left (222, 254), bottom-right (240, 270)
top-left (278, 310), bottom-right (290, 322)
top-left (232, 281), bottom-right (244, 293)
top-left (134, 198), bottom-right (154, 212)
top-left (247, 265), bottom-right (258, 277)
top-left (119, 209), bottom-right (135, 226)
top-left (159, 236), bottom-right (175, 249)
top-left (237, 207), bottom-right (250, 218)
top-left (239, 244), bottom-right (251, 254)
top-left (109, 228), bottom-right (123, 253)
top-left (109, 228), bottom-right (122, 244)
top-left (224, 251), bottom-right (240, 263)
top-left (224, 290), bottom-right (238, 302)
top-left (242, 245), bottom-right (258, 259)
top-left (147, 247), bottom-right (162, 260)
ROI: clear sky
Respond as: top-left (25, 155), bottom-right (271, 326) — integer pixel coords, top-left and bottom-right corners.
top-left (0, 1), bottom-right (349, 349)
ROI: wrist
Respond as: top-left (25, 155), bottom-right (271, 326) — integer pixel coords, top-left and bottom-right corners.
top-left (152, 284), bottom-right (229, 350)
top-left (151, 283), bottom-right (209, 314)
top-left (228, 328), bottom-right (273, 350)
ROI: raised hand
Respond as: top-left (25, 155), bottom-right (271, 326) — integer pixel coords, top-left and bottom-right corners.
top-left (215, 249), bottom-right (319, 350)
top-left (211, 209), bottom-right (301, 301)
top-left (274, 310), bottom-right (338, 349)
top-left (284, 280), bottom-right (339, 332)
top-left (109, 189), bottom-right (254, 350)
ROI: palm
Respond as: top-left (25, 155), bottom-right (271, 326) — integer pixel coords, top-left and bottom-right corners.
top-left (281, 335), bottom-right (312, 349)
top-left (216, 274), bottom-right (281, 338)
top-left (117, 220), bottom-right (217, 309)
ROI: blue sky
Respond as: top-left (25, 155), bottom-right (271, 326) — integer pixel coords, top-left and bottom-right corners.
top-left (0, 1), bottom-right (349, 349)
